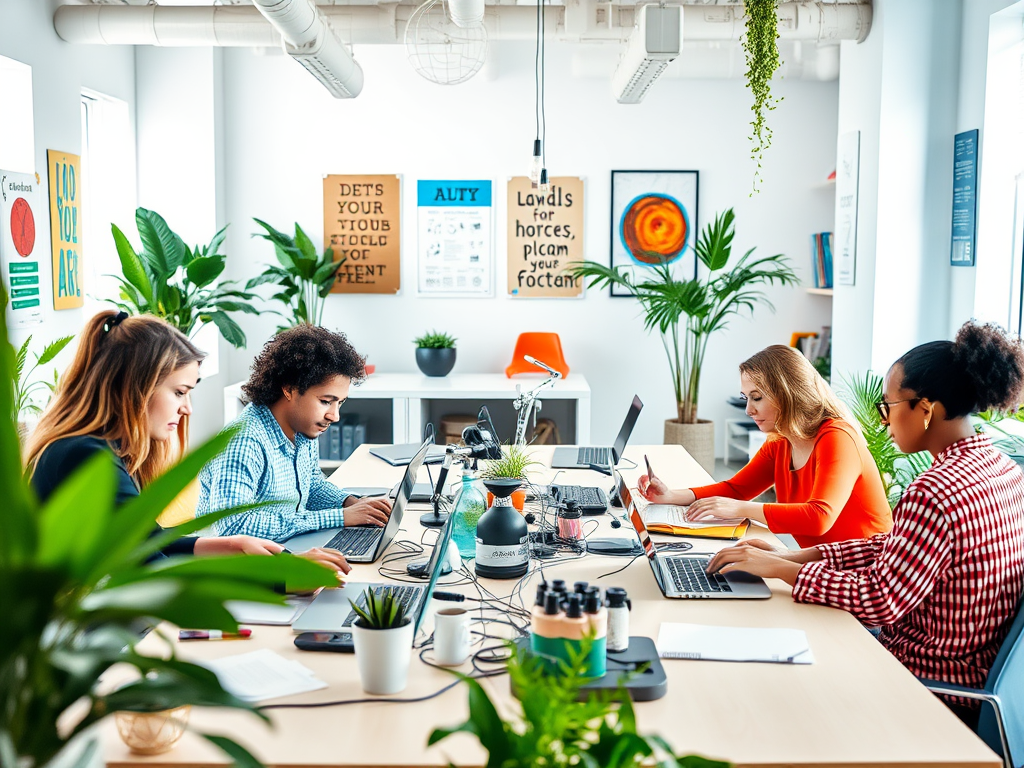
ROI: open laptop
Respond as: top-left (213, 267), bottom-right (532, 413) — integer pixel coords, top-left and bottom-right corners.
top-left (292, 512), bottom-right (456, 634)
top-left (618, 474), bottom-right (771, 600)
top-left (283, 437), bottom-right (430, 564)
top-left (551, 395), bottom-right (643, 469)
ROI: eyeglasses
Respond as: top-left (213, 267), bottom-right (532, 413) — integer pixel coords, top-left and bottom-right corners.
top-left (875, 398), bottom-right (921, 424)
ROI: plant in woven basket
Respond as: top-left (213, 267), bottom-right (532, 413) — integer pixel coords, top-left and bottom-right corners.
top-left (743, 0), bottom-right (783, 193)
top-left (480, 445), bottom-right (540, 481)
top-left (349, 587), bottom-right (410, 629)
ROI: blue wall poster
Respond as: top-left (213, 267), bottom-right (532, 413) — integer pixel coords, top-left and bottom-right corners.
top-left (951, 129), bottom-right (979, 267)
top-left (417, 179), bottom-right (493, 297)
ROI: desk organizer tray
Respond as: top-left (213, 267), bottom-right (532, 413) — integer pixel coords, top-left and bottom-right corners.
top-left (511, 636), bottom-right (667, 702)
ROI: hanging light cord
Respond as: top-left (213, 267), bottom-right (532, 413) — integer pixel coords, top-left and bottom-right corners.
top-left (540, 0), bottom-right (547, 168)
top-left (534, 0), bottom-right (542, 144)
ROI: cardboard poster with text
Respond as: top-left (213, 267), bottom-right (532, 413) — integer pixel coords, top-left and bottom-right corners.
top-left (48, 150), bottom-right (83, 310)
top-left (507, 176), bottom-right (583, 298)
top-left (323, 174), bottom-right (401, 294)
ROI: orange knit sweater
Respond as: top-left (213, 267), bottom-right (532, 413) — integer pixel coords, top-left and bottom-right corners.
top-left (692, 419), bottom-right (893, 548)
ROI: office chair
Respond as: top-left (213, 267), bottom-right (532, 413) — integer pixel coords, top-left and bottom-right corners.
top-left (918, 592), bottom-right (1024, 768)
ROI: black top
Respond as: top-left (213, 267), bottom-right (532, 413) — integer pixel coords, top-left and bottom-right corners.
top-left (32, 435), bottom-right (197, 558)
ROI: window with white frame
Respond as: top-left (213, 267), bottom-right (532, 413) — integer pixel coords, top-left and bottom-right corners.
top-left (80, 89), bottom-right (136, 311)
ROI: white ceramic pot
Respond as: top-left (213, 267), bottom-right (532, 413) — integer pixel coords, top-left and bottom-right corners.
top-left (351, 618), bottom-right (415, 695)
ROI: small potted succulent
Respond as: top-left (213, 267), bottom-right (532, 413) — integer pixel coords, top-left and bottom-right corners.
top-left (350, 588), bottom-right (415, 695)
top-left (480, 444), bottom-right (539, 513)
top-left (414, 330), bottom-right (457, 377)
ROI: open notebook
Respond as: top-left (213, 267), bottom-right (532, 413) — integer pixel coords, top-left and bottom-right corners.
top-left (633, 495), bottom-right (749, 540)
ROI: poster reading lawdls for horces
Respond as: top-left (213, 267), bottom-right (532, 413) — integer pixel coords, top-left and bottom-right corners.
top-left (48, 149), bottom-right (83, 310)
top-left (0, 170), bottom-right (45, 329)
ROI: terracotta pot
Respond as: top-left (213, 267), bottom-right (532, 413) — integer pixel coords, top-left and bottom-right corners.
top-left (664, 418), bottom-right (715, 476)
top-left (486, 488), bottom-right (526, 512)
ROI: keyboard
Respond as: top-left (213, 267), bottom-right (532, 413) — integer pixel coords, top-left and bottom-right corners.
top-left (664, 556), bottom-right (732, 594)
top-left (342, 585), bottom-right (422, 627)
top-left (552, 484), bottom-right (608, 510)
top-left (325, 526), bottom-right (383, 556)
top-left (577, 446), bottom-right (611, 465)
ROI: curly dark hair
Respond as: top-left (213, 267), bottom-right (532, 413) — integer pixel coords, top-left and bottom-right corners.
top-left (896, 321), bottom-right (1024, 419)
top-left (243, 325), bottom-right (366, 406)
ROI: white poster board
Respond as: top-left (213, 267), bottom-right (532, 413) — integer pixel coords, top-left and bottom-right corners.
top-left (0, 170), bottom-right (46, 329)
top-left (417, 180), bottom-right (493, 297)
top-left (835, 131), bottom-right (860, 287)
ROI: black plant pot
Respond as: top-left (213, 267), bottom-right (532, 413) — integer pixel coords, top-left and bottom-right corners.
top-left (416, 347), bottom-right (456, 377)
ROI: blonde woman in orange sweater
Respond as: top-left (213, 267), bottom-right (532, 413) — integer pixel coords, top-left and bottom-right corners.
top-left (638, 345), bottom-right (892, 547)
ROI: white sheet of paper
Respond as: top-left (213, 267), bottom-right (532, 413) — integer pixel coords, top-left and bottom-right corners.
top-left (226, 597), bottom-right (310, 626)
top-left (657, 623), bottom-right (814, 664)
top-left (641, 503), bottom-right (746, 529)
top-left (202, 648), bottom-right (327, 702)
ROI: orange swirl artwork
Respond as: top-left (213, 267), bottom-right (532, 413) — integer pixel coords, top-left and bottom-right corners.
top-left (619, 193), bottom-right (689, 265)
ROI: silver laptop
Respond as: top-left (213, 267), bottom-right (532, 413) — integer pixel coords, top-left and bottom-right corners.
top-left (283, 438), bottom-right (431, 563)
top-left (292, 512), bottom-right (456, 634)
top-left (619, 476), bottom-right (771, 600)
top-left (551, 395), bottom-right (643, 469)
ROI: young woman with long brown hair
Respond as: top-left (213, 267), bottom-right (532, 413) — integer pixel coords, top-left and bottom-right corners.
top-left (26, 310), bottom-right (349, 572)
top-left (638, 344), bottom-right (892, 547)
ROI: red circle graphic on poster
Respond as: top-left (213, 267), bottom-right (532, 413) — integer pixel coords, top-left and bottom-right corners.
top-left (10, 197), bottom-right (36, 257)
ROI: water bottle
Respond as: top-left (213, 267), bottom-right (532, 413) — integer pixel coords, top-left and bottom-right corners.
top-left (451, 472), bottom-right (486, 560)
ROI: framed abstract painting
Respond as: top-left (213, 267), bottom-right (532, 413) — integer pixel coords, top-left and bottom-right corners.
top-left (609, 170), bottom-right (698, 297)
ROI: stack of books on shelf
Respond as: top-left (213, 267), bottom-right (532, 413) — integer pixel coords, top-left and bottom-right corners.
top-left (810, 233), bottom-right (833, 289)
top-left (793, 326), bottom-right (831, 365)
top-left (318, 415), bottom-right (366, 462)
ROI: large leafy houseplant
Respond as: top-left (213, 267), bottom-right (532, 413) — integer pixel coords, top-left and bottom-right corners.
top-left (743, 0), bottom-right (783, 193)
top-left (429, 642), bottom-right (729, 768)
top-left (569, 208), bottom-right (798, 425)
top-left (111, 207), bottom-right (259, 348)
top-left (0, 309), bottom-right (337, 767)
top-left (839, 371), bottom-right (932, 508)
top-left (246, 219), bottom-right (346, 332)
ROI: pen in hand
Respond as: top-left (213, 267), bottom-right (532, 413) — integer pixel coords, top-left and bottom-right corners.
top-left (644, 454), bottom-right (656, 481)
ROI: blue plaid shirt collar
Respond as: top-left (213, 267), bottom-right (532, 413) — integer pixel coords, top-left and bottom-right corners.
top-left (250, 404), bottom-right (315, 457)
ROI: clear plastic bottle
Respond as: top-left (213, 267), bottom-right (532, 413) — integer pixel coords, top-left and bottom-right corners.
top-left (451, 471), bottom-right (486, 560)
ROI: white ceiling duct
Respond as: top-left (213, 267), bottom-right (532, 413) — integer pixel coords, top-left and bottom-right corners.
top-left (54, 2), bottom-right (871, 46)
top-left (250, 0), bottom-right (364, 97)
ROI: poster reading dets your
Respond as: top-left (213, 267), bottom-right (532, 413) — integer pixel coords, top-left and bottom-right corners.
top-left (0, 170), bottom-right (46, 328)
top-left (323, 174), bottom-right (401, 294)
top-left (48, 150), bottom-right (83, 310)
top-left (507, 176), bottom-right (584, 298)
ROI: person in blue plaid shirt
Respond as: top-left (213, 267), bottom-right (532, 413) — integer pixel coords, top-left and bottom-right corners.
top-left (197, 326), bottom-right (392, 543)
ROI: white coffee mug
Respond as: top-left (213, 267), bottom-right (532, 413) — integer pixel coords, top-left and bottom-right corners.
top-left (434, 607), bottom-right (471, 666)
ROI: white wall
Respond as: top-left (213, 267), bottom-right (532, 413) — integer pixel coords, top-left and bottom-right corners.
top-left (0, 0), bottom-right (136, 362)
top-left (219, 41), bottom-right (837, 451)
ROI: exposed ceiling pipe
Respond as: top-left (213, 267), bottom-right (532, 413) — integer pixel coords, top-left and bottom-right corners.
top-left (54, 2), bottom-right (871, 46)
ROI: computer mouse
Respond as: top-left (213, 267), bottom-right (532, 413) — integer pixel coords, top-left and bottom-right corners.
top-left (610, 519), bottom-right (622, 529)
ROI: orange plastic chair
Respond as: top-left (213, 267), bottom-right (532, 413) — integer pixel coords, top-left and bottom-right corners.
top-left (505, 333), bottom-right (570, 378)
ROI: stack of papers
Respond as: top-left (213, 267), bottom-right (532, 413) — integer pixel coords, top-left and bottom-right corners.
top-left (202, 649), bottom-right (328, 701)
top-left (639, 501), bottom-right (749, 540)
top-left (656, 623), bottom-right (814, 664)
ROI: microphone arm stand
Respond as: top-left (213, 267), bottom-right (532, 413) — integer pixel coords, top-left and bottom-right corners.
top-left (513, 357), bottom-right (563, 447)
top-left (420, 444), bottom-right (477, 528)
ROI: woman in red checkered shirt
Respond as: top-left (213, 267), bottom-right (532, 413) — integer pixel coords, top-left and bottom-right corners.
top-left (708, 321), bottom-right (1024, 727)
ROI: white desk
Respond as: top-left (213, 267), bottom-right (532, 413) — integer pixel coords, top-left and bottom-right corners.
top-left (224, 373), bottom-right (592, 444)
top-left (102, 444), bottom-right (999, 768)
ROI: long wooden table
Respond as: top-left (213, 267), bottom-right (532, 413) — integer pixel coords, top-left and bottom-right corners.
top-left (102, 445), bottom-right (1000, 768)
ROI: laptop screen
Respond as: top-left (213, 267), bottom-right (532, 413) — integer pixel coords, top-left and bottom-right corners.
top-left (611, 395), bottom-right (643, 462)
top-left (413, 514), bottom-right (455, 635)
top-left (616, 472), bottom-right (669, 595)
top-left (380, 437), bottom-right (432, 543)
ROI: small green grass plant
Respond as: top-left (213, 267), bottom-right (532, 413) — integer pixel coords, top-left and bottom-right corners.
top-left (480, 445), bottom-right (539, 481)
top-left (413, 330), bottom-right (457, 349)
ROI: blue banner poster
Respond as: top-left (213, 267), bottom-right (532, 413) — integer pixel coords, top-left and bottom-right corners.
top-left (950, 129), bottom-right (979, 267)
top-left (417, 180), bottom-right (493, 297)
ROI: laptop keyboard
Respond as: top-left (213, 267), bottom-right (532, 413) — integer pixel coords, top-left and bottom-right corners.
top-left (665, 556), bottom-right (732, 594)
top-left (325, 526), bottom-right (382, 556)
top-left (577, 446), bottom-right (611, 465)
top-left (342, 585), bottom-right (422, 627)
top-left (553, 484), bottom-right (607, 508)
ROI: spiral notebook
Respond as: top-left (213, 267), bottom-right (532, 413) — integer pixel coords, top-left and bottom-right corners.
top-left (636, 499), bottom-right (749, 540)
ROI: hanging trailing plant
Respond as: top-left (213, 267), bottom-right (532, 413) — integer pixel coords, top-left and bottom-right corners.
top-left (742, 0), bottom-right (783, 193)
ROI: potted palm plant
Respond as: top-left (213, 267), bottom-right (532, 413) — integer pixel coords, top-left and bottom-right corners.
top-left (569, 208), bottom-right (798, 473)
top-left (349, 588), bottom-right (415, 695)
top-left (247, 219), bottom-right (347, 332)
top-left (414, 330), bottom-right (457, 377)
top-left (0, 305), bottom-right (338, 767)
top-left (111, 208), bottom-right (259, 348)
